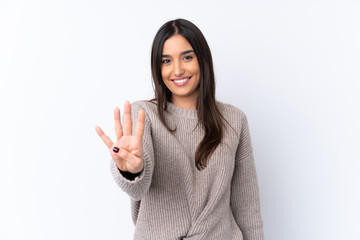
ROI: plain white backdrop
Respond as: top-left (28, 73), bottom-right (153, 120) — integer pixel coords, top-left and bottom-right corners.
top-left (1, 0), bottom-right (359, 239)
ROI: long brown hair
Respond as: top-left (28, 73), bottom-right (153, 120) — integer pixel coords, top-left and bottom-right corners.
top-left (150, 18), bottom-right (225, 171)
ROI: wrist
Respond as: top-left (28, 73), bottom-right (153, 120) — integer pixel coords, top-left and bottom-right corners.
top-left (118, 168), bottom-right (143, 180)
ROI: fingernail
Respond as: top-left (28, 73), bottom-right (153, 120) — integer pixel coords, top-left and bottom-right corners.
top-left (113, 147), bottom-right (119, 153)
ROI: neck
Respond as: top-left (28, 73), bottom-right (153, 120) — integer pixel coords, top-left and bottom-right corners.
top-left (171, 95), bottom-right (198, 110)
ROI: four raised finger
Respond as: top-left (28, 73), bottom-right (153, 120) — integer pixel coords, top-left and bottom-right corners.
top-left (96, 101), bottom-right (145, 160)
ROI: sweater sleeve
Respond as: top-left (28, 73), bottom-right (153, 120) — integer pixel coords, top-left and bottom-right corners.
top-left (230, 111), bottom-right (265, 240)
top-left (110, 101), bottom-right (154, 201)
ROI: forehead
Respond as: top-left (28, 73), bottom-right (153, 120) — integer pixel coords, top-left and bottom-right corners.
top-left (162, 34), bottom-right (193, 54)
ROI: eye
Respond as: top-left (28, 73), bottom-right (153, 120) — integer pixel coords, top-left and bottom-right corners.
top-left (162, 59), bottom-right (171, 64)
top-left (184, 55), bottom-right (193, 61)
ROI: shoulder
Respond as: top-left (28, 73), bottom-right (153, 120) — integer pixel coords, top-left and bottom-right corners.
top-left (216, 100), bottom-right (247, 120)
top-left (131, 100), bottom-right (157, 113)
top-left (130, 100), bottom-right (160, 126)
top-left (216, 100), bottom-right (250, 137)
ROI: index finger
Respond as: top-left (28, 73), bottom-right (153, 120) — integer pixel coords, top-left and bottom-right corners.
top-left (95, 126), bottom-right (113, 149)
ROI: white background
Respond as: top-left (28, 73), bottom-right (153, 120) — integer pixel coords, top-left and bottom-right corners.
top-left (1, 0), bottom-right (359, 239)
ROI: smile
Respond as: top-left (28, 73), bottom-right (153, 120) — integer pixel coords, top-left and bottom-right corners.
top-left (171, 77), bottom-right (191, 86)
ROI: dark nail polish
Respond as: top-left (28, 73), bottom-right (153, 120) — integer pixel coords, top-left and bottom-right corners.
top-left (113, 147), bottom-right (119, 153)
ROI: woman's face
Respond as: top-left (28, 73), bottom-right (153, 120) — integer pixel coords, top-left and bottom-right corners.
top-left (161, 34), bottom-right (200, 108)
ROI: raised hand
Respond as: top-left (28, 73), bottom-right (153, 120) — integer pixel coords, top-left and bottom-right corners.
top-left (95, 101), bottom-right (145, 174)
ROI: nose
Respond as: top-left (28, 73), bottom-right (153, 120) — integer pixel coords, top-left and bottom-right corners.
top-left (174, 60), bottom-right (185, 77)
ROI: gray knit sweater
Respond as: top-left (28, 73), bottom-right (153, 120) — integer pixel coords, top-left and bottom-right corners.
top-left (110, 100), bottom-right (264, 240)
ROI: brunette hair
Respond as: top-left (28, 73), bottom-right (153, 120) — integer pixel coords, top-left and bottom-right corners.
top-left (150, 18), bottom-right (226, 171)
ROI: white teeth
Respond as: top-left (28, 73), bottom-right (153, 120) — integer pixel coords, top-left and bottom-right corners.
top-left (173, 78), bottom-right (189, 83)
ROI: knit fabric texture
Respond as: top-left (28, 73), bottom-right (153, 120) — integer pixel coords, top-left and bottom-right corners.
top-left (110, 100), bottom-right (264, 240)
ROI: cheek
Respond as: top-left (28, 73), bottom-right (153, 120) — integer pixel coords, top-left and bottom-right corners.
top-left (161, 68), bottom-right (170, 80)
top-left (189, 62), bottom-right (200, 75)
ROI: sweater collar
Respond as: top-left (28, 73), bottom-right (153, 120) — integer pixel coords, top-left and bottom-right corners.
top-left (166, 102), bottom-right (198, 119)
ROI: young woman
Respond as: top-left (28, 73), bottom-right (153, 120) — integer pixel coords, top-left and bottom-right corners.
top-left (95, 19), bottom-right (264, 240)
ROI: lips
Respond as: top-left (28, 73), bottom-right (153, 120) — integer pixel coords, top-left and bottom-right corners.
top-left (171, 77), bottom-right (191, 86)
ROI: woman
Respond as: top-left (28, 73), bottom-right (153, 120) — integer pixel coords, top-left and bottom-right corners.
top-left (95, 18), bottom-right (265, 240)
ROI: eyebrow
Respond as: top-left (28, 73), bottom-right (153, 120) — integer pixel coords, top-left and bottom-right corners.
top-left (161, 50), bottom-right (194, 58)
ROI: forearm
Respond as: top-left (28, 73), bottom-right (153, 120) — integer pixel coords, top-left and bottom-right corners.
top-left (230, 154), bottom-right (264, 240)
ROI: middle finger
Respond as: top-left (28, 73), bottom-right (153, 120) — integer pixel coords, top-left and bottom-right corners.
top-left (114, 106), bottom-right (123, 140)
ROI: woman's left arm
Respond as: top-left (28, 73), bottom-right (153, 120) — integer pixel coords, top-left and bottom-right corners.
top-left (230, 111), bottom-right (265, 240)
